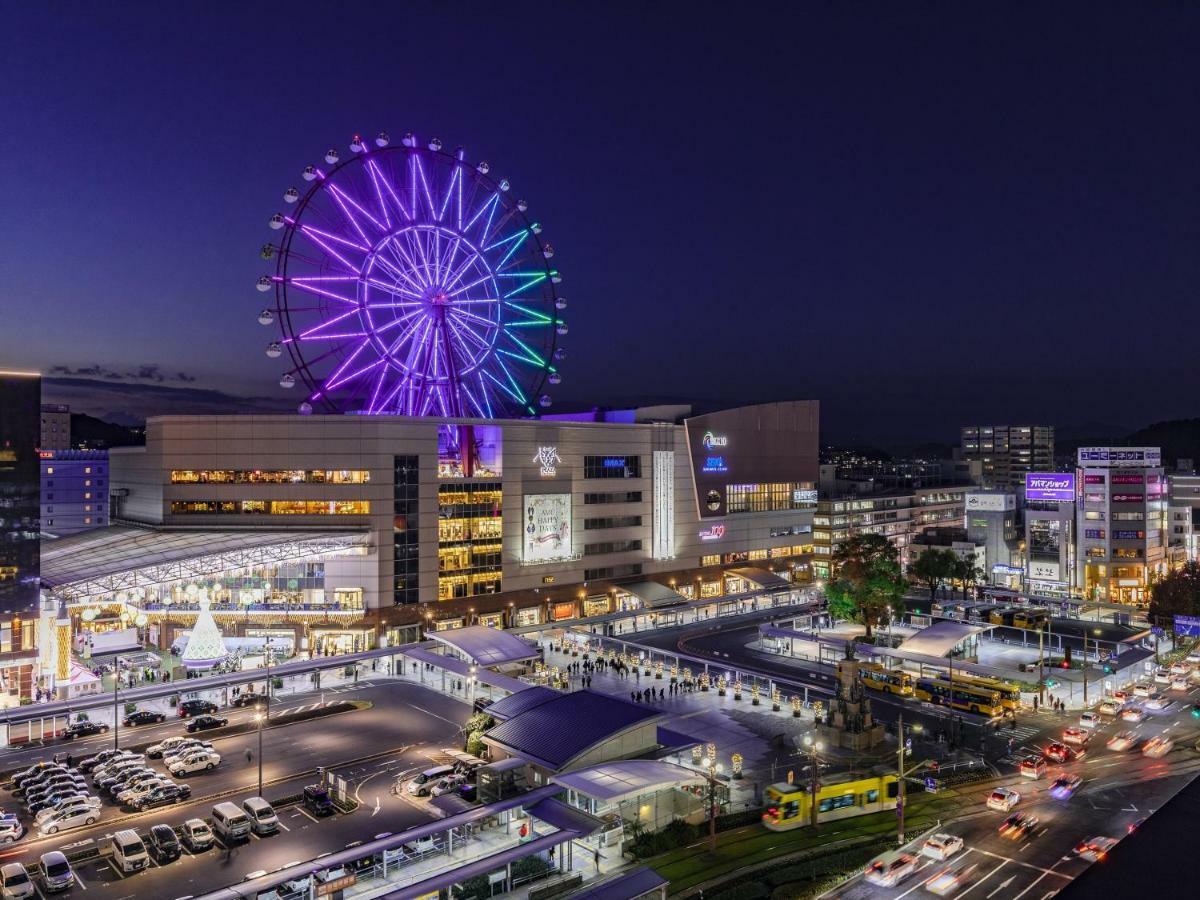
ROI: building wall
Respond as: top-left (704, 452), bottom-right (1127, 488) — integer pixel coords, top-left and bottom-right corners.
top-left (39, 405), bottom-right (70, 452)
top-left (40, 451), bottom-right (109, 536)
top-left (1076, 463), bottom-right (1168, 604)
top-left (0, 372), bottom-right (42, 623)
top-left (960, 425), bottom-right (1054, 491)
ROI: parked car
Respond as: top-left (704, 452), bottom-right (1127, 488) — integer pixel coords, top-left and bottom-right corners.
top-left (185, 714), bottom-right (229, 733)
top-left (62, 721), bottom-right (109, 739)
top-left (178, 699), bottom-right (218, 718)
top-left (38, 804), bottom-right (99, 835)
top-left (33, 796), bottom-right (100, 824)
top-left (117, 778), bottom-right (168, 805)
top-left (146, 824), bottom-right (181, 863)
top-left (12, 763), bottom-right (63, 791)
top-left (92, 755), bottom-right (146, 779)
top-left (36, 852), bottom-right (73, 894)
top-left (147, 736), bottom-right (210, 759)
top-left (131, 782), bottom-right (191, 811)
top-left (302, 784), bottom-right (335, 817)
top-left (0, 816), bottom-right (24, 845)
top-left (181, 818), bottom-right (214, 852)
top-left (79, 750), bottom-right (131, 774)
top-left (28, 790), bottom-right (91, 816)
top-left (122, 711), bottom-right (166, 727)
top-left (0, 862), bottom-right (34, 899)
top-left (169, 750), bottom-right (221, 777)
top-left (430, 774), bottom-right (465, 797)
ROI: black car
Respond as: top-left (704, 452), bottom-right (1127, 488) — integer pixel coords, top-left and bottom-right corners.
top-left (302, 785), bottom-right (335, 817)
top-left (12, 763), bottom-right (64, 790)
top-left (147, 823), bottom-right (181, 862)
top-left (123, 711), bottom-right (166, 727)
top-left (63, 720), bottom-right (110, 739)
top-left (177, 700), bottom-right (218, 718)
top-left (133, 783), bottom-right (191, 811)
top-left (230, 693), bottom-right (262, 708)
top-left (16, 767), bottom-right (68, 794)
top-left (185, 714), bottom-right (229, 733)
top-left (79, 750), bottom-right (127, 774)
top-left (23, 776), bottom-right (84, 803)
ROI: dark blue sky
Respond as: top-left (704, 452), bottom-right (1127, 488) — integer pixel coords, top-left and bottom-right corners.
top-left (3, 3), bottom-right (1199, 443)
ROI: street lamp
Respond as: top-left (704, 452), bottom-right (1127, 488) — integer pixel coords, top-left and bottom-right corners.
top-left (254, 706), bottom-right (265, 796)
top-left (699, 754), bottom-right (724, 851)
top-left (802, 734), bottom-right (824, 828)
top-left (1083, 627), bottom-right (1103, 706)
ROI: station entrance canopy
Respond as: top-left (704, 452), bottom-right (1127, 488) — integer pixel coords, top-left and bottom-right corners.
top-left (897, 620), bottom-right (992, 658)
top-left (728, 567), bottom-right (792, 592)
top-left (427, 625), bottom-right (541, 667)
top-left (41, 525), bottom-right (370, 602)
top-left (622, 580), bottom-right (689, 609)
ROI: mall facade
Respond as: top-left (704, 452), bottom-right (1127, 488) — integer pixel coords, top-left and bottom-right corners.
top-left (43, 401), bottom-right (819, 652)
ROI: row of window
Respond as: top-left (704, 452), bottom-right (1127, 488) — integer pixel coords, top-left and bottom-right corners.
top-left (437, 517), bottom-right (503, 542)
top-left (170, 500), bottom-right (369, 515)
top-left (394, 457), bottom-right (420, 606)
top-left (726, 483), bottom-right (814, 514)
top-left (583, 491), bottom-right (642, 504)
top-left (583, 515), bottom-right (642, 530)
top-left (171, 469), bottom-right (370, 484)
top-left (583, 563), bottom-right (643, 580)
top-left (584, 539), bottom-right (643, 556)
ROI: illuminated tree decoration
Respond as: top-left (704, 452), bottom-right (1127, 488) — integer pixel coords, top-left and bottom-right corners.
top-left (260, 132), bottom-right (565, 417)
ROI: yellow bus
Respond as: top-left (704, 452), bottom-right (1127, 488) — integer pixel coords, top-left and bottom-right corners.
top-left (860, 663), bottom-right (916, 697)
top-left (1013, 609), bottom-right (1049, 631)
top-left (914, 677), bottom-right (1004, 717)
top-left (762, 774), bottom-right (899, 830)
top-left (934, 672), bottom-right (1022, 713)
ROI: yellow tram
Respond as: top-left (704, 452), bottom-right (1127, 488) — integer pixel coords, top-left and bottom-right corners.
top-left (762, 774), bottom-right (900, 830)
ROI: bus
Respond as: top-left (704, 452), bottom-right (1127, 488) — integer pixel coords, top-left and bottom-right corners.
top-left (1013, 608), bottom-right (1049, 631)
top-left (934, 672), bottom-right (1022, 714)
top-left (988, 607), bottom-right (1018, 626)
top-left (914, 677), bottom-right (1004, 717)
top-left (762, 774), bottom-right (899, 831)
top-left (860, 663), bottom-right (916, 697)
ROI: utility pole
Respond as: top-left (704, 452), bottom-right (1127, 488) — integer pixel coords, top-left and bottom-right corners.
top-left (112, 680), bottom-right (120, 751)
top-left (1038, 626), bottom-right (1045, 705)
top-left (803, 734), bottom-right (823, 828)
top-left (897, 713), bottom-right (907, 845)
top-left (1082, 631), bottom-right (1088, 707)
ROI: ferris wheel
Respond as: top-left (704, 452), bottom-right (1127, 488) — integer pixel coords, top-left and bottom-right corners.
top-left (257, 132), bottom-right (566, 417)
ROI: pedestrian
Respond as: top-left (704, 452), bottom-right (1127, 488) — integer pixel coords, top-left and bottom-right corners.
top-left (659, 687), bottom-right (664, 701)
top-left (1033, 696), bottom-right (1039, 713)
top-left (631, 691), bottom-right (636, 703)
top-left (246, 747), bottom-right (253, 763)
top-left (66, 754), bottom-right (73, 769)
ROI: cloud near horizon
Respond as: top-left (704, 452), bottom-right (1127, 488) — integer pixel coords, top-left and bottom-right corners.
top-left (49, 363), bottom-right (197, 384)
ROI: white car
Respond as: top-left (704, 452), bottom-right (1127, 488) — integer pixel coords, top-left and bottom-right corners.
top-left (921, 833), bottom-right (964, 861)
top-left (0, 816), bottom-right (23, 845)
top-left (927, 863), bottom-right (977, 897)
top-left (1107, 731), bottom-right (1138, 752)
top-left (169, 750), bottom-right (221, 777)
top-left (1133, 682), bottom-right (1154, 697)
top-left (1097, 700), bottom-right (1121, 716)
top-left (1120, 706), bottom-right (1147, 723)
top-left (1170, 677), bottom-right (1190, 692)
top-left (1170, 662), bottom-right (1192, 676)
top-left (0, 862), bottom-right (34, 899)
top-left (162, 742), bottom-right (213, 767)
top-left (1145, 695), bottom-right (1170, 710)
top-left (1075, 836), bottom-right (1118, 862)
top-left (863, 852), bottom-right (918, 887)
top-left (986, 788), bottom-right (1020, 812)
top-left (117, 779), bottom-right (167, 804)
top-left (1142, 736), bottom-right (1173, 758)
top-left (34, 796), bottom-right (100, 824)
top-left (147, 736), bottom-right (207, 758)
top-left (1079, 712), bottom-right (1101, 730)
top-left (1153, 668), bottom-right (1171, 684)
top-left (38, 805), bottom-right (99, 835)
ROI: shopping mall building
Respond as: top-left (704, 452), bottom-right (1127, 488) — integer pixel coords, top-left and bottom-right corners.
top-left (41, 401), bottom-right (819, 654)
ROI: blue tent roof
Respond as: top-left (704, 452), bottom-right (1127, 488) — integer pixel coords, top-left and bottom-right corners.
top-left (484, 685), bottom-right (561, 721)
top-left (485, 690), bottom-right (664, 770)
top-left (566, 867), bottom-right (668, 899)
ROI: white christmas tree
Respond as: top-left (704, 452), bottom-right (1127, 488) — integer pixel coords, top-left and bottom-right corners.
top-left (181, 590), bottom-right (228, 669)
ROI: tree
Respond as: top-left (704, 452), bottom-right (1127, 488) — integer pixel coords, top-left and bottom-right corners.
top-left (828, 533), bottom-right (907, 638)
top-left (910, 548), bottom-right (955, 603)
top-left (1148, 560), bottom-right (1200, 623)
top-left (958, 557), bottom-right (984, 601)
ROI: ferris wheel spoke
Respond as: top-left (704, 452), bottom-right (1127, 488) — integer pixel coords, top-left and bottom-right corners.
top-left (499, 329), bottom-right (550, 367)
top-left (463, 193), bottom-right (499, 238)
top-left (363, 159), bottom-right (393, 229)
top-left (293, 338), bottom-right (369, 385)
top-left (438, 165), bottom-right (461, 225)
top-left (325, 353), bottom-right (388, 392)
top-left (363, 277), bottom-right (423, 303)
top-left (373, 247), bottom-right (429, 294)
top-left (368, 158), bottom-right (412, 222)
top-left (411, 154), bottom-right (439, 221)
top-left (297, 226), bottom-right (368, 274)
top-left (448, 307), bottom-right (500, 331)
top-left (503, 301), bottom-right (553, 325)
top-left (484, 229), bottom-right (529, 269)
top-left (482, 205), bottom-right (520, 249)
top-left (439, 251), bottom-right (483, 295)
top-left (484, 359), bottom-right (526, 405)
top-left (446, 315), bottom-right (491, 351)
top-left (327, 183), bottom-right (386, 245)
top-left (298, 307), bottom-right (362, 338)
top-left (288, 279), bottom-right (362, 307)
top-left (475, 371), bottom-right (495, 418)
top-left (436, 235), bottom-right (468, 288)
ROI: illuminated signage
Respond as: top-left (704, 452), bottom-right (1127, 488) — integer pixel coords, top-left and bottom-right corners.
top-left (702, 431), bottom-right (728, 449)
top-left (699, 524), bottom-right (726, 541)
top-left (602, 457), bottom-right (626, 468)
top-left (1077, 447), bottom-right (1162, 467)
top-left (533, 446), bottom-right (562, 477)
top-left (965, 493), bottom-right (1015, 512)
top-left (1025, 473), bottom-right (1075, 502)
top-left (702, 456), bottom-right (728, 473)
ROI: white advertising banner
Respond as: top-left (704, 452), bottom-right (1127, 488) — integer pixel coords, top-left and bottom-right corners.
top-left (523, 494), bottom-right (572, 563)
top-left (965, 493), bottom-right (1015, 512)
top-left (1028, 560), bottom-right (1061, 582)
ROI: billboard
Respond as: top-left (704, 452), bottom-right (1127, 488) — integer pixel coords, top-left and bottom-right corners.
top-left (1077, 447), bottom-right (1162, 467)
top-left (1175, 615), bottom-right (1200, 638)
top-left (523, 494), bottom-right (572, 563)
top-left (1025, 473), bottom-right (1075, 502)
top-left (1028, 560), bottom-right (1062, 582)
top-left (965, 493), bottom-right (1015, 512)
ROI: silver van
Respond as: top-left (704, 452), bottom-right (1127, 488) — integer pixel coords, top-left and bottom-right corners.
top-left (211, 801), bottom-right (252, 842)
top-left (110, 829), bottom-right (148, 874)
top-left (407, 765), bottom-right (454, 797)
top-left (242, 797), bottom-right (279, 835)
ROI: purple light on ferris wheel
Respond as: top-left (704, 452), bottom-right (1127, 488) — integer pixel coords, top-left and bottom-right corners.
top-left (261, 132), bottom-right (565, 418)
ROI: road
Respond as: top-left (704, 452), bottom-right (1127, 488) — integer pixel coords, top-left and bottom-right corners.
top-left (0, 678), bottom-right (468, 898)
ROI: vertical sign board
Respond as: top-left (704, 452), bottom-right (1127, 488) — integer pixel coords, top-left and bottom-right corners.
top-left (652, 450), bottom-right (675, 560)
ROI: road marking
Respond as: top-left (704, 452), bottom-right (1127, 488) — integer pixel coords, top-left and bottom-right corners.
top-left (1011, 872), bottom-right (1049, 900)
top-left (276, 820), bottom-right (290, 832)
top-left (969, 848), bottom-right (1073, 879)
top-left (987, 875), bottom-right (1016, 898)
top-left (956, 859), bottom-right (1008, 898)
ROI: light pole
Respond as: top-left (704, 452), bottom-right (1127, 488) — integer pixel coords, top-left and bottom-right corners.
top-left (1083, 628), bottom-right (1102, 706)
top-left (699, 754), bottom-right (723, 851)
top-left (802, 734), bottom-right (824, 829)
top-left (255, 706), bottom-right (265, 796)
top-left (263, 636), bottom-right (272, 723)
top-left (112, 679), bottom-right (120, 751)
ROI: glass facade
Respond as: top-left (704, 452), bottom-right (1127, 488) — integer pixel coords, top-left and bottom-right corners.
top-left (583, 456), bottom-right (641, 479)
top-left (170, 469), bottom-right (369, 484)
top-left (170, 500), bottom-right (369, 515)
top-left (437, 484), bottom-right (502, 600)
top-left (393, 455), bottom-right (420, 605)
top-left (726, 482), bottom-right (815, 514)
top-left (0, 373), bottom-right (41, 620)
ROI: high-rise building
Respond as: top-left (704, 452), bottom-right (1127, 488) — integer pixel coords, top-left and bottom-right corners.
top-left (1075, 447), bottom-right (1168, 605)
top-left (39, 404), bottom-right (70, 452)
top-left (40, 450), bottom-right (109, 536)
top-left (0, 371), bottom-right (42, 668)
top-left (960, 425), bottom-right (1054, 490)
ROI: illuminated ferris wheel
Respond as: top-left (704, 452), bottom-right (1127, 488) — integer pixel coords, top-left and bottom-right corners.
top-left (257, 132), bottom-right (566, 417)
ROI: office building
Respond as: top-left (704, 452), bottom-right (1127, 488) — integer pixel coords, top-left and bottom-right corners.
top-left (1023, 471), bottom-right (1076, 598)
top-left (963, 492), bottom-right (1019, 585)
top-left (960, 425), bottom-right (1054, 490)
top-left (39, 404), bottom-right (70, 452)
top-left (42, 401), bottom-right (820, 652)
top-left (1074, 447), bottom-right (1168, 605)
top-left (40, 450), bottom-right (109, 537)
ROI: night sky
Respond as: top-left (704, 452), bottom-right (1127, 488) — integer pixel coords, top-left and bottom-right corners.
top-left (2, 3), bottom-right (1199, 444)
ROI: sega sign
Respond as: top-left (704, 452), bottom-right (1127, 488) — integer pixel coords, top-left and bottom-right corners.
top-left (1025, 473), bottom-right (1075, 502)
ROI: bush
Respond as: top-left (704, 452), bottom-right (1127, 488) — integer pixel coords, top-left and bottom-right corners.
top-left (77, 712), bottom-right (89, 722)
top-left (629, 818), bottom-right (698, 858)
top-left (464, 731), bottom-right (487, 758)
top-left (464, 712), bottom-right (495, 734)
top-left (716, 808), bottom-right (763, 831)
top-left (452, 874), bottom-right (491, 900)
top-left (511, 855), bottom-right (552, 879)
top-left (124, 702), bottom-right (137, 715)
